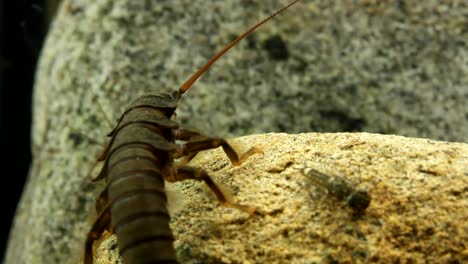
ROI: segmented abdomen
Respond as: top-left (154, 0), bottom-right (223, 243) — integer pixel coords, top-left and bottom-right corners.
top-left (104, 101), bottom-right (179, 264)
top-left (299, 166), bottom-right (371, 212)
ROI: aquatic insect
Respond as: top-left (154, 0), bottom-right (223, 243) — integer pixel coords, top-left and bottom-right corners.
top-left (83, 1), bottom-right (303, 263)
top-left (298, 165), bottom-right (371, 213)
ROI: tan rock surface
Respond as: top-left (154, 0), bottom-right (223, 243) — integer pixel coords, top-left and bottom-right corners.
top-left (93, 132), bottom-right (467, 263)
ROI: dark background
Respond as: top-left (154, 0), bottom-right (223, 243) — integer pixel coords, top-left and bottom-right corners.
top-left (1, 0), bottom-right (48, 260)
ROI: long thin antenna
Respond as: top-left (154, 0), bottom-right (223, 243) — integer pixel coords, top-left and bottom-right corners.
top-left (179, 0), bottom-right (302, 94)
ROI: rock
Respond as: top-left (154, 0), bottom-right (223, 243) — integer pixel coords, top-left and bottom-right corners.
top-left (93, 133), bottom-right (467, 263)
top-left (5, 0), bottom-right (468, 263)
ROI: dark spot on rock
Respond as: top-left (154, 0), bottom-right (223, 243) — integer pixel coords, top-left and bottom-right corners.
top-left (450, 190), bottom-right (461, 197)
top-left (347, 84), bottom-right (357, 95)
top-left (277, 122), bottom-right (287, 131)
top-left (352, 250), bottom-right (367, 258)
top-left (424, 227), bottom-right (435, 236)
top-left (263, 35), bottom-right (289, 61)
top-left (228, 34), bottom-right (237, 42)
top-left (246, 35), bottom-right (256, 49)
top-left (396, 0), bottom-right (408, 14)
top-left (318, 110), bottom-right (366, 132)
top-left (110, 240), bottom-right (117, 250)
top-left (69, 132), bottom-right (84, 146)
top-left (292, 57), bottom-right (308, 72)
top-left (87, 114), bottom-right (100, 127)
top-left (326, 255), bottom-right (340, 264)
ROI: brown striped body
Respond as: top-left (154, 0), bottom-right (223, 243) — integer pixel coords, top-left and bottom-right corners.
top-left (96, 91), bottom-right (181, 263)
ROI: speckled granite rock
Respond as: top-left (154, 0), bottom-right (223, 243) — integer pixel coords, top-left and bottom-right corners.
top-left (93, 133), bottom-right (467, 263)
top-left (27, 0), bottom-right (468, 144)
top-left (4, 0), bottom-right (468, 264)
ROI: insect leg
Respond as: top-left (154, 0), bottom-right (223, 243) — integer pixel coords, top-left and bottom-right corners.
top-left (175, 128), bottom-right (261, 166)
top-left (84, 203), bottom-right (111, 264)
top-left (174, 165), bottom-right (256, 214)
top-left (94, 187), bottom-right (108, 215)
top-left (86, 140), bottom-right (111, 182)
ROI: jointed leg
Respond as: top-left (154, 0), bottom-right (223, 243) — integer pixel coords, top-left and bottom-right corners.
top-left (175, 128), bottom-right (261, 165)
top-left (84, 204), bottom-right (111, 264)
top-left (94, 188), bottom-right (108, 215)
top-left (174, 165), bottom-right (256, 214)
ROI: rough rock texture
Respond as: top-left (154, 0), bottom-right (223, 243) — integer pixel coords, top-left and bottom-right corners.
top-left (93, 133), bottom-right (468, 263)
top-left (4, 0), bottom-right (468, 264)
top-left (28, 0), bottom-right (468, 144)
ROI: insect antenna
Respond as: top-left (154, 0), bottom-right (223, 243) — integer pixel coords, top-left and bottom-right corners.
top-left (178, 0), bottom-right (302, 95)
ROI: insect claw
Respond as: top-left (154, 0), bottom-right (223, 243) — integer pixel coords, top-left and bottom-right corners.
top-left (245, 207), bottom-right (260, 216)
top-left (223, 202), bottom-right (258, 216)
top-left (235, 147), bottom-right (264, 166)
top-left (250, 208), bottom-right (266, 217)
